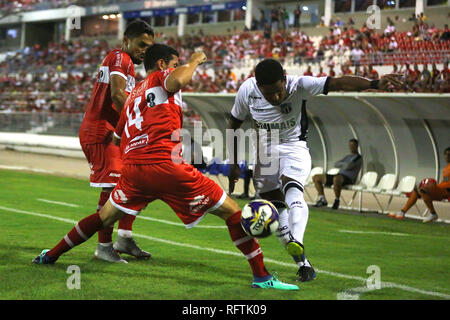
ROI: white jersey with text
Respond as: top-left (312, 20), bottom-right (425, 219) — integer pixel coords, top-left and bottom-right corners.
top-left (231, 75), bottom-right (328, 145)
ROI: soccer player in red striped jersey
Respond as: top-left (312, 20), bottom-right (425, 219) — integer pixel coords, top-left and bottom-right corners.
top-left (78, 20), bottom-right (154, 262)
top-left (33, 44), bottom-right (299, 290)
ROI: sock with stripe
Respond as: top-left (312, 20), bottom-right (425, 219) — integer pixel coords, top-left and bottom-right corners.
top-left (117, 214), bottom-right (136, 238)
top-left (46, 212), bottom-right (104, 262)
top-left (97, 190), bottom-right (113, 244)
top-left (225, 211), bottom-right (271, 282)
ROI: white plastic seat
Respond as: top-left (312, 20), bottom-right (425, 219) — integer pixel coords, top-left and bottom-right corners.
top-left (365, 173), bottom-right (396, 193)
top-left (349, 171), bottom-right (378, 191)
top-left (381, 175), bottom-right (416, 212)
top-left (382, 176), bottom-right (416, 195)
top-left (304, 167), bottom-right (324, 203)
top-left (327, 168), bottom-right (340, 175)
top-left (345, 172), bottom-right (378, 211)
top-left (305, 166), bottom-right (324, 185)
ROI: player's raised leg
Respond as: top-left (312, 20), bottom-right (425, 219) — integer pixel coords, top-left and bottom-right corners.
top-left (33, 200), bottom-right (128, 264)
top-left (210, 195), bottom-right (299, 290)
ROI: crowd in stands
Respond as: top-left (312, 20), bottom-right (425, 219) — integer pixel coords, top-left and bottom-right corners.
top-left (1, 10), bottom-right (450, 113)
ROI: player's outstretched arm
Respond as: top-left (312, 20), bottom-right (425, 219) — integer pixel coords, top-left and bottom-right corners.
top-left (165, 52), bottom-right (207, 92)
top-left (327, 74), bottom-right (405, 92)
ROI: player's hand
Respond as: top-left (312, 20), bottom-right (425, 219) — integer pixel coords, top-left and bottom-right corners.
top-left (228, 164), bottom-right (241, 194)
top-left (189, 51), bottom-right (207, 66)
top-left (379, 74), bottom-right (405, 90)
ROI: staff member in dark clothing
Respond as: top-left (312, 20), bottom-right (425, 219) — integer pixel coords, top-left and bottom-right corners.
top-left (312, 139), bottom-right (362, 210)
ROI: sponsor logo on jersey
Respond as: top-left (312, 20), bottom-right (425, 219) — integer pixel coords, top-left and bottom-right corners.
top-left (97, 66), bottom-right (110, 84)
top-left (250, 107), bottom-right (266, 113)
top-left (114, 189), bottom-right (128, 203)
top-left (280, 103), bottom-right (292, 114)
top-left (109, 173), bottom-right (121, 177)
top-left (189, 195), bottom-right (210, 213)
top-left (289, 165), bottom-right (303, 172)
top-left (124, 134), bottom-right (149, 154)
top-left (254, 118), bottom-right (297, 132)
top-left (250, 95), bottom-right (262, 100)
top-left (125, 75), bottom-right (135, 93)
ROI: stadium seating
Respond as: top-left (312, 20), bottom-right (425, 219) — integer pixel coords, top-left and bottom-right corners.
top-left (343, 171), bottom-right (378, 211)
top-left (363, 173), bottom-right (397, 213)
top-left (381, 175), bottom-right (417, 213)
top-left (304, 166), bottom-right (324, 202)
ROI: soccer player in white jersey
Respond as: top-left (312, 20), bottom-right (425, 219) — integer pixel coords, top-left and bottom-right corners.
top-left (228, 59), bottom-right (403, 282)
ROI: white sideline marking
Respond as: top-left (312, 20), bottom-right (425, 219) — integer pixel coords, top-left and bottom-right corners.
top-left (339, 230), bottom-right (409, 237)
top-left (0, 205), bottom-right (449, 300)
top-left (36, 198), bottom-right (80, 208)
top-left (0, 165), bottom-right (56, 174)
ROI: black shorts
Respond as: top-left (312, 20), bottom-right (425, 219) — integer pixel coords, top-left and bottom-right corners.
top-left (324, 174), bottom-right (354, 187)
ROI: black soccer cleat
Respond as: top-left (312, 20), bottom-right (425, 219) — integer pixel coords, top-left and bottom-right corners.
top-left (297, 262), bottom-right (317, 282)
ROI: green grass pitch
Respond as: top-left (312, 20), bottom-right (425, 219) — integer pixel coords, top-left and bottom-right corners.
top-left (0, 169), bottom-right (449, 300)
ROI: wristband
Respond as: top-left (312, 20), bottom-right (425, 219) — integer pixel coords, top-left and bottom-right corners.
top-left (369, 80), bottom-right (380, 90)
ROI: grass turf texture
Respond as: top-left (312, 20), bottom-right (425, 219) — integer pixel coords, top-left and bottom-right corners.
top-left (0, 169), bottom-right (449, 300)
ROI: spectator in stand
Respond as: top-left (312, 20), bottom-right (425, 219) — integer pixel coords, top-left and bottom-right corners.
top-left (328, 65), bottom-right (336, 77)
top-left (350, 45), bottom-right (364, 66)
top-left (367, 65), bottom-right (379, 80)
top-left (303, 65), bottom-right (313, 76)
top-left (316, 66), bottom-right (327, 77)
top-left (388, 37), bottom-right (398, 52)
top-left (294, 5), bottom-right (302, 28)
top-left (420, 64), bottom-right (432, 92)
top-left (441, 24), bottom-right (450, 41)
top-left (271, 8), bottom-right (279, 31)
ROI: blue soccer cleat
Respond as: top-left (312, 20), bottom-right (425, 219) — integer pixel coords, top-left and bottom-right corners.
top-left (252, 273), bottom-right (299, 290)
top-left (32, 249), bottom-right (55, 264)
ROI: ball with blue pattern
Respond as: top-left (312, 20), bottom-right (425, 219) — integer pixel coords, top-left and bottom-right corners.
top-left (240, 199), bottom-right (280, 238)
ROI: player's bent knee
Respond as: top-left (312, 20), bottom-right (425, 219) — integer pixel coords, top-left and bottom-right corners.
top-left (99, 200), bottom-right (126, 227)
top-left (212, 195), bottom-right (240, 220)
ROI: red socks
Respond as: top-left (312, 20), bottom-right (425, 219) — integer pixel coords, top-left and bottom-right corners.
top-left (97, 191), bottom-right (136, 242)
top-left (118, 214), bottom-right (136, 232)
top-left (226, 211), bottom-right (270, 279)
top-left (97, 190), bottom-right (113, 243)
top-left (47, 212), bottom-right (104, 260)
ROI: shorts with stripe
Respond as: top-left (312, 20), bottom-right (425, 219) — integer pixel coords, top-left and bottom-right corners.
top-left (110, 162), bottom-right (226, 228)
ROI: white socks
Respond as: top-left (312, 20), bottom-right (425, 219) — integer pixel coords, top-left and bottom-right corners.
top-left (275, 207), bottom-right (291, 246)
top-left (118, 229), bottom-right (133, 238)
top-left (284, 186), bottom-right (309, 245)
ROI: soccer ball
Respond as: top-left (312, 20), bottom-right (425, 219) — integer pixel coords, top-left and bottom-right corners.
top-left (240, 200), bottom-right (280, 238)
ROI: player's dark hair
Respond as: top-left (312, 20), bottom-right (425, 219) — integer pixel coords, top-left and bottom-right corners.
top-left (445, 146), bottom-right (450, 153)
top-left (124, 19), bottom-right (154, 39)
top-left (144, 43), bottom-right (179, 71)
top-left (349, 138), bottom-right (359, 146)
top-left (255, 59), bottom-right (285, 86)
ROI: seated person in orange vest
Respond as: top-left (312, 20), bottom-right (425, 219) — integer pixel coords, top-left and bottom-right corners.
top-left (312, 139), bottom-right (363, 210)
top-left (389, 147), bottom-right (450, 222)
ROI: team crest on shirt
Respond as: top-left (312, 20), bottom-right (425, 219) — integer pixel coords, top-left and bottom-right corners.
top-left (280, 103), bottom-right (292, 114)
top-left (146, 92), bottom-right (156, 107)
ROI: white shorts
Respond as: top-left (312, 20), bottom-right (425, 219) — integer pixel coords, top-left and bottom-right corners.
top-left (253, 140), bottom-right (311, 194)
